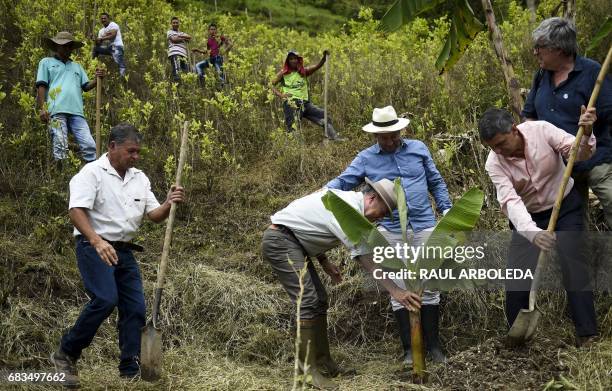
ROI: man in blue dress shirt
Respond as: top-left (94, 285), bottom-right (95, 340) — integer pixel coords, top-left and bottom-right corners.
top-left (522, 17), bottom-right (612, 226)
top-left (326, 105), bottom-right (452, 364)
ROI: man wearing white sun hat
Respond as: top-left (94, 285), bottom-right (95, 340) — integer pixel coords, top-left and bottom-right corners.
top-left (326, 105), bottom-right (452, 365)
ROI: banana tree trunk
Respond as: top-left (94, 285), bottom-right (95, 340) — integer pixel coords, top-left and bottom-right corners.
top-left (563, 0), bottom-right (576, 23)
top-left (409, 310), bottom-right (427, 383)
top-left (481, 0), bottom-right (524, 121)
top-left (527, 0), bottom-right (536, 23)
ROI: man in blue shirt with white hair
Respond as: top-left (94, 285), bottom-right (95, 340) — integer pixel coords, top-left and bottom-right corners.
top-left (326, 105), bottom-right (452, 365)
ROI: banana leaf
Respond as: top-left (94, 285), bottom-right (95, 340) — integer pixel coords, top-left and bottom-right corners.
top-left (586, 16), bottom-right (612, 56)
top-left (381, 0), bottom-right (484, 74)
top-left (321, 190), bottom-right (404, 270)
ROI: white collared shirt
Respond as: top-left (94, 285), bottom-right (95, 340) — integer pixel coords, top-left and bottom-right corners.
top-left (69, 153), bottom-right (161, 241)
top-left (270, 188), bottom-right (370, 257)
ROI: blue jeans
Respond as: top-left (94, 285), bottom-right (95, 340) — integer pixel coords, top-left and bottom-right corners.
top-left (60, 237), bottom-right (146, 375)
top-left (195, 55), bottom-right (225, 83)
top-left (49, 114), bottom-right (96, 162)
top-left (93, 45), bottom-right (127, 76)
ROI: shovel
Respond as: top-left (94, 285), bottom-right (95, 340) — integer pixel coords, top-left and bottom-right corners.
top-left (507, 44), bottom-right (612, 345)
top-left (141, 121), bottom-right (190, 381)
top-left (95, 74), bottom-right (102, 158)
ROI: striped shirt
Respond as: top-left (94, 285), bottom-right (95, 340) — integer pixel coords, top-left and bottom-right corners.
top-left (167, 30), bottom-right (188, 58)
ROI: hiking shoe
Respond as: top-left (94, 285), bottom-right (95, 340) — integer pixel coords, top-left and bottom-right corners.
top-left (576, 335), bottom-right (598, 348)
top-left (50, 350), bottom-right (80, 389)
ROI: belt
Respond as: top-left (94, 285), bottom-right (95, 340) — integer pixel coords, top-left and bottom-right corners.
top-left (269, 224), bottom-right (308, 251)
top-left (76, 235), bottom-right (144, 252)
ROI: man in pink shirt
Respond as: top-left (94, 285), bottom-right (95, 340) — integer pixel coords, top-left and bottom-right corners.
top-left (480, 107), bottom-right (598, 346)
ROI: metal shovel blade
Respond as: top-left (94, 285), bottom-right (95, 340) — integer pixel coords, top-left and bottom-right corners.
top-left (140, 322), bottom-right (162, 381)
top-left (507, 308), bottom-right (541, 346)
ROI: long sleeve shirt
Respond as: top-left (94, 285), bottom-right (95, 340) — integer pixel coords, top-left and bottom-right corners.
top-left (485, 121), bottom-right (595, 242)
top-left (326, 139), bottom-right (452, 232)
top-left (521, 56), bottom-right (612, 172)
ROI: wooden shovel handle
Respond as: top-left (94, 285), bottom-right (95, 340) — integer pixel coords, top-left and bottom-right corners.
top-left (324, 53), bottom-right (329, 137)
top-left (151, 121), bottom-right (190, 324)
top-left (528, 44), bottom-right (612, 311)
top-left (95, 76), bottom-right (102, 158)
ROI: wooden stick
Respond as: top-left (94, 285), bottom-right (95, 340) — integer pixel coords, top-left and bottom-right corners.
top-left (95, 76), bottom-right (102, 158)
top-left (324, 53), bottom-right (329, 138)
top-left (151, 121), bottom-right (189, 327)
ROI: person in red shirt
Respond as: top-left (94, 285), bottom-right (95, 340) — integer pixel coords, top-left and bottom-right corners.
top-left (192, 23), bottom-right (233, 86)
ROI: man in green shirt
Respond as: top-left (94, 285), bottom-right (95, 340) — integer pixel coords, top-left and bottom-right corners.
top-left (271, 50), bottom-right (343, 141)
top-left (36, 32), bottom-right (104, 164)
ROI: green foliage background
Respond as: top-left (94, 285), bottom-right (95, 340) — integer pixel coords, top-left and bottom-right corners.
top-left (0, 0), bottom-right (611, 389)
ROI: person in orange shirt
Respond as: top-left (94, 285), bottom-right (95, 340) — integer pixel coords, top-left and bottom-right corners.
top-left (479, 107), bottom-right (598, 347)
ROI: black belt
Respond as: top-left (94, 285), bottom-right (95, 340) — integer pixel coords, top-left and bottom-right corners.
top-left (76, 235), bottom-right (144, 252)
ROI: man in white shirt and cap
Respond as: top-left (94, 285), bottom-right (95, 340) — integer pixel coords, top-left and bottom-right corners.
top-left (92, 12), bottom-right (127, 77)
top-left (50, 123), bottom-right (185, 387)
top-left (262, 178), bottom-right (422, 388)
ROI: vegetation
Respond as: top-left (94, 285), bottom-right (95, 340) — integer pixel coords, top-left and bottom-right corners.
top-left (0, 0), bottom-right (611, 389)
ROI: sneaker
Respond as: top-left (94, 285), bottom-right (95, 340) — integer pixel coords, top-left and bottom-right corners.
top-left (50, 350), bottom-right (80, 389)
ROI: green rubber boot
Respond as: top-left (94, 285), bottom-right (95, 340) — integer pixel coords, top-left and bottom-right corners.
top-left (298, 319), bottom-right (337, 389)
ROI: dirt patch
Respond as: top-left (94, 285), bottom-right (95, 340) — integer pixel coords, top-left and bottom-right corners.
top-left (430, 336), bottom-right (570, 390)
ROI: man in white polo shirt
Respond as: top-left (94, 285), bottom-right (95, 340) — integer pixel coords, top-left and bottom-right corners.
top-left (50, 123), bottom-right (185, 387)
top-left (262, 178), bottom-right (422, 388)
top-left (92, 12), bottom-right (127, 77)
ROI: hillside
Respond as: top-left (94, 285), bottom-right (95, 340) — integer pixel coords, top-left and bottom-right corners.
top-left (1, 0), bottom-right (611, 390)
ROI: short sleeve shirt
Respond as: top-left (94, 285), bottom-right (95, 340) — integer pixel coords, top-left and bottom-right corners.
top-left (69, 153), bottom-right (161, 241)
top-left (270, 189), bottom-right (370, 258)
top-left (167, 30), bottom-right (187, 58)
top-left (98, 21), bottom-right (123, 47)
top-left (207, 35), bottom-right (226, 57)
top-left (35, 57), bottom-right (89, 117)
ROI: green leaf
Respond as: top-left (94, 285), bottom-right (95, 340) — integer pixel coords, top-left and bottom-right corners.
top-left (406, 187), bottom-right (484, 289)
top-left (586, 16), bottom-right (612, 56)
top-left (380, 0), bottom-right (446, 32)
top-left (321, 190), bottom-right (374, 244)
top-left (394, 178), bottom-right (409, 243)
top-left (321, 190), bottom-right (405, 270)
top-left (436, 0), bottom-right (484, 74)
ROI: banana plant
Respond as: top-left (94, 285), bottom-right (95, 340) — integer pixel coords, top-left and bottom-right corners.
top-left (322, 182), bottom-right (484, 382)
top-left (380, 0), bottom-right (484, 74)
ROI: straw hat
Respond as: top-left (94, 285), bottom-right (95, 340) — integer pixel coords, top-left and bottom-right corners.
top-left (362, 106), bottom-right (410, 133)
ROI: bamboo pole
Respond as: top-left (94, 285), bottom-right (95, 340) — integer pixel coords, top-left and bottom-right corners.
top-left (95, 76), bottom-right (102, 157)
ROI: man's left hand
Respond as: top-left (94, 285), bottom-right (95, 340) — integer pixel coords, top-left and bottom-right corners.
top-left (165, 185), bottom-right (185, 205)
top-left (320, 258), bottom-right (342, 284)
top-left (578, 105), bottom-right (597, 128)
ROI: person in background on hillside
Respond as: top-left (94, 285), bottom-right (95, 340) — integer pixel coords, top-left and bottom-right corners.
top-left (50, 123), bottom-right (185, 387)
top-left (92, 12), bottom-right (127, 77)
top-left (270, 50), bottom-right (344, 141)
top-left (262, 178), bottom-right (421, 388)
top-left (192, 23), bottom-right (233, 86)
top-left (167, 16), bottom-right (192, 82)
top-left (522, 17), bottom-right (612, 226)
top-left (480, 107), bottom-right (598, 347)
top-left (326, 106), bottom-right (452, 365)
top-left (36, 32), bottom-right (104, 168)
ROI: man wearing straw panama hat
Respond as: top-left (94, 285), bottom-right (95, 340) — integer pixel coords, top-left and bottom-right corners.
top-left (36, 31), bottom-right (105, 166)
top-left (327, 105), bottom-right (452, 365)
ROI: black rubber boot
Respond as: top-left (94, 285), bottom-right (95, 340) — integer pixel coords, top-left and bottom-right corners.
top-left (393, 308), bottom-right (413, 366)
top-left (421, 305), bottom-right (447, 363)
